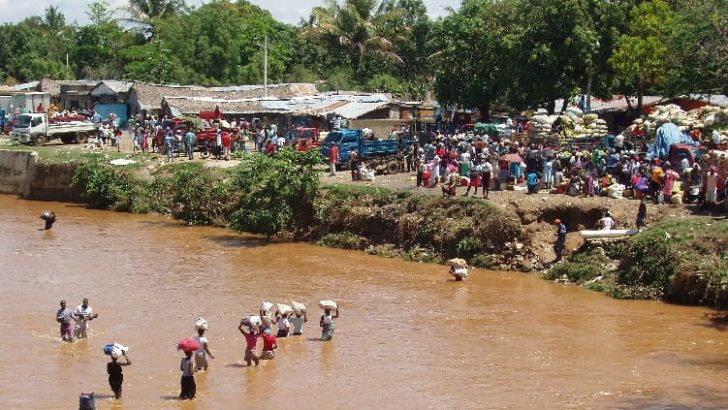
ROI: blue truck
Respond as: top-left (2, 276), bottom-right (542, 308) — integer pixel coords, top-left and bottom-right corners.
top-left (320, 128), bottom-right (409, 174)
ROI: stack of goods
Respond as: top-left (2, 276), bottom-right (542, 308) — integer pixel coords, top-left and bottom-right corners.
top-left (581, 114), bottom-right (609, 139)
top-left (103, 343), bottom-right (129, 359)
top-left (527, 108), bottom-right (557, 141)
top-left (627, 104), bottom-right (728, 141)
top-left (241, 315), bottom-right (262, 330)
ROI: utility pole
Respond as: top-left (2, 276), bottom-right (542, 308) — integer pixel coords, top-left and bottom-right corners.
top-left (264, 34), bottom-right (268, 97)
top-left (66, 53), bottom-right (69, 80)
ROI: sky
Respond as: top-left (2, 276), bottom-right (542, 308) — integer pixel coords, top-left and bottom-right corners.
top-left (0, 0), bottom-right (456, 25)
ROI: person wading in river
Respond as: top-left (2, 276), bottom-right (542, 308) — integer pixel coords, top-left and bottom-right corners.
top-left (56, 300), bottom-right (74, 342)
top-left (107, 350), bottom-right (131, 399)
top-left (179, 350), bottom-right (196, 400)
top-left (319, 307), bottom-right (339, 341)
top-left (73, 297), bottom-right (98, 339)
top-left (238, 322), bottom-right (260, 366)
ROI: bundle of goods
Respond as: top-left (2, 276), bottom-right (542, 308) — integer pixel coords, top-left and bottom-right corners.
top-left (447, 258), bottom-right (469, 279)
top-left (194, 317), bottom-right (208, 331)
top-left (319, 300), bottom-right (338, 310)
top-left (260, 301), bottom-right (273, 315)
top-left (241, 315), bottom-right (262, 329)
top-left (103, 343), bottom-right (129, 359)
top-left (291, 301), bottom-right (306, 315)
top-left (276, 303), bottom-right (293, 316)
top-left (177, 337), bottom-right (200, 353)
top-left (581, 114), bottom-right (609, 139)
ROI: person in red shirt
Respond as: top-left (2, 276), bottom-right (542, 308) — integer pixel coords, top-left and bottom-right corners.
top-left (238, 322), bottom-right (260, 366)
top-left (260, 330), bottom-right (277, 360)
top-left (222, 131), bottom-right (231, 160)
top-left (328, 144), bottom-right (340, 176)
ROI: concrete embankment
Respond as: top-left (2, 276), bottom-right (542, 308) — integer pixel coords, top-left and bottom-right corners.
top-left (0, 149), bottom-right (81, 201)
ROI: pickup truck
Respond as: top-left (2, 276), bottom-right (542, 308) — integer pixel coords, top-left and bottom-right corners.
top-left (10, 113), bottom-right (95, 145)
top-left (320, 128), bottom-right (408, 174)
top-left (667, 144), bottom-right (704, 169)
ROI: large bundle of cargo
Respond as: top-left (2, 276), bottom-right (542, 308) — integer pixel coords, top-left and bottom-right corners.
top-left (526, 107), bottom-right (608, 145)
top-left (627, 104), bottom-right (728, 144)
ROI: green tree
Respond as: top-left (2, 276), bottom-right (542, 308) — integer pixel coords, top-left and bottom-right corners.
top-left (433, 0), bottom-right (518, 119)
top-left (665, 0), bottom-right (728, 95)
top-left (229, 149), bottom-right (322, 239)
top-left (609, 0), bottom-right (675, 113)
top-left (303, 0), bottom-right (403, 79)
top-left (121, 0), bottom-right (188, 39)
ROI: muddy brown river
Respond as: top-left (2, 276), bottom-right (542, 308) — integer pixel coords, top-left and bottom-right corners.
top-left (2, 194), bottom-right (728, 409)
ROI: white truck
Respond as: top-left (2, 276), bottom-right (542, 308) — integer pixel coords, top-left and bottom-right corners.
top-left (10, 113), bottom-right (96, 145)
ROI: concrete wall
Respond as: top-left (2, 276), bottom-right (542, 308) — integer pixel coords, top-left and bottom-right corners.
top-left (0, 150), bottom-right (37, 196)
top-left (0, 150), bottom-right (80, 201)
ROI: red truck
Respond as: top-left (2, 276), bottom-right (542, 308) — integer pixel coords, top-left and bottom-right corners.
top-left (287, 127), bottom-right (320, 151)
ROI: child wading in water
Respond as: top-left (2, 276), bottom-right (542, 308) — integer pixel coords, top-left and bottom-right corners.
top-left (319, 307), bottom-right (340, 341)
top-left (107, 352), bottom-right (131, 399)
top-left (179, 350), bottom-right (196, 400)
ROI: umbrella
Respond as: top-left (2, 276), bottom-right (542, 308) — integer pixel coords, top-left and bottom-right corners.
top-left (499, 153), bottom-right (523, 163)
top-left (177, 337), bottom-right (200, 353)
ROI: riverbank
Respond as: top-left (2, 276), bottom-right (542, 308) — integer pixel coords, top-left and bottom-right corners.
top-left (1, 145), bottom-right (726, 308)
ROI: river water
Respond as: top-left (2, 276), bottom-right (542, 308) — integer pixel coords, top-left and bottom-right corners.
top-left (2, 194), bottom-right (728, 409)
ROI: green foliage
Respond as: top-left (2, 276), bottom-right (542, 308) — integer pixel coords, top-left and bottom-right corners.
top-left (403, 244), bottom-right (441, 264)
top-left (456, 236), bottom-right (483, 259)
top-left (167, 162), bottom-right (233, 225)
top-left (71, 154), bottom-right (151, 212)
top-left (543, 249), bottom-right (609, 284)
top-left (609, 0), bottom-right (674, 110)
top-left (229, 149), bottom-right (322, 239)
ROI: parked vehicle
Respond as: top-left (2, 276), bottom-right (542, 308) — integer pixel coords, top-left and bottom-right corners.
top-left (287, 127), bottom-right (320, 151)
top-left (10, 113), bottom-right (95, 145)
top-left (667, 144), bottom-right (704, 169)
top-left (320, 128), bottom-right (408, 174)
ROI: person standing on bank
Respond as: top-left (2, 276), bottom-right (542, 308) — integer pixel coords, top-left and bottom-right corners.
top-left (328, 143), bottom-right (340, 177)
top-left (553, 219), bottom-right (567, 263)
top-left (636, 197), bottom-right (647, 229)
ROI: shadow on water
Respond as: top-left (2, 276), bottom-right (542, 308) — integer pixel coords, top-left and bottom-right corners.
top-left (614, 386), bottom-right (728, 410)
top-left (206, 234), bottom-right (270, 249)
top-left (697, 312), bottom-right (728, 332)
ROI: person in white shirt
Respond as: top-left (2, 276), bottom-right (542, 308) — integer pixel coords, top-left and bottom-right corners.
top-left (193, 327), bottom-right (214, 371)
top-left (276, 313), bottom-right (290, 338)
top-left (598, 211), bottom-right (615, 230)
top-left (73, 298), bottom-right (98, 339)
top-left (289, 311), bottom-right (308, 336)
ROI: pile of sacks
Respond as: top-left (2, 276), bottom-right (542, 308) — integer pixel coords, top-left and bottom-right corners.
top-left (627, 104), bottom-right (728, 142)
top-left (527, 107), bottom-right (609, 144)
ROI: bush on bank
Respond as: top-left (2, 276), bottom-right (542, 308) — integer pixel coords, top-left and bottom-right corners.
top-left (545, 218), bottom-right (728, 308)
top-left (70, 151), bottom-right (523, 267)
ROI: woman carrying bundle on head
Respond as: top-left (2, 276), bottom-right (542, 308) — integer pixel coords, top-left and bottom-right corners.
top-left (319, 300), bottom-right (339, 341)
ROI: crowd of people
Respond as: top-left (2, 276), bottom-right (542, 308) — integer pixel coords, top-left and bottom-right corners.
top-left (384, 129), bottom-right (728, 216)
top-left (55, 297), bottom-right (339, 402)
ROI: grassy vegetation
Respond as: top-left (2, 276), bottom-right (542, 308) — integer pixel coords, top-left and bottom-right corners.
top-left (1, 143), bottom-right (161, 165)
top-left (544, 217), bottom-right (728, 308)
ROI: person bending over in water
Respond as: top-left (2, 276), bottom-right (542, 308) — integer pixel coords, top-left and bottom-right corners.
top-left (319, 307), bottom-right (339, 341)
top-left (107, 351), bottom-right (131, 399)
top-left (40, 210), bottom-right (56, 230)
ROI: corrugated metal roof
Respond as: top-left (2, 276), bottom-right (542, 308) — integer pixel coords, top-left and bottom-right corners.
top-left (331, 101), bottom-right (391, 119)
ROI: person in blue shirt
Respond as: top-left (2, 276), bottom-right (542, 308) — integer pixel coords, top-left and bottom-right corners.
top-left (185, 130), bottom-right (196, 160)
top-left (526, 171), bottom-right (539, 194)
top-left (164, 128), bottom-right (175, 162)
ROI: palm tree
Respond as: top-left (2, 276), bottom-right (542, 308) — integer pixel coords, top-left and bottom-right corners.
top-left (119, 0), bottom-right (188, 40)
top-left (303, 0), bottom-right (404, 77)
top-left (43, 6), bottom-right (66, 32)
